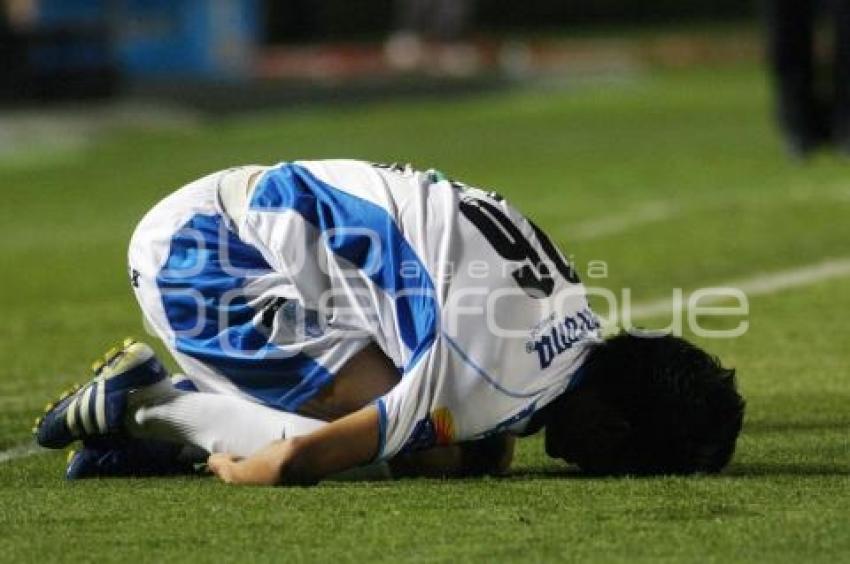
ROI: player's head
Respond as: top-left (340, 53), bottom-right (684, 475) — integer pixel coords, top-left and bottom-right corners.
top-left (544, 332), bottom-right (745, 476)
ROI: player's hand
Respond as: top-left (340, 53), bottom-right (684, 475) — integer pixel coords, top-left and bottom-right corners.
top-left (207, 453), bottom-right (242, 483)
top-left (208, 440), bottom-right (292, 486)
top-left (209, 406), bottom-right (380, 486)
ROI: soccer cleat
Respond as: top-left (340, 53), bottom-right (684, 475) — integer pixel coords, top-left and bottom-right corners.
top-left (63, 373), bottom-right (203, 479)
top-left (65, 439), bottom-right (196, 480)
top-left (34, 338), bottom-right (168, 449)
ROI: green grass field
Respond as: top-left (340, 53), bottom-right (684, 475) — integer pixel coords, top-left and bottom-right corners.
top-left (1, 63), bottom-right (848, 562)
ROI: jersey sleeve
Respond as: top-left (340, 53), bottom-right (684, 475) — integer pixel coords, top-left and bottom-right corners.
top-left (374, 339), bottom-right (443, 460)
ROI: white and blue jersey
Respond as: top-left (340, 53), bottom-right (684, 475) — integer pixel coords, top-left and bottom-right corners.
top-left (129, 160), bottom-right (600, 460)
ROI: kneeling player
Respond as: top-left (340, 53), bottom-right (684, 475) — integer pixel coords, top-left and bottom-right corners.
top-left (34, 160), bottom-right (745, 483)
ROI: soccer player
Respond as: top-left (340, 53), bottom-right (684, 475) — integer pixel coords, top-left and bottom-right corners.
top-left (34, 160), bottom-right (745, 484)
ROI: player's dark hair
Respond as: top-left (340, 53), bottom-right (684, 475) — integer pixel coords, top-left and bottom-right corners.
top-left (546, 333), bottom-right (745, 476)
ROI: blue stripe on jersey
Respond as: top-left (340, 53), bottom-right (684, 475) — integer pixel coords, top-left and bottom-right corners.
top-left (442, 331), bottom-right (549, 399)
top-left (250, 163), bottom-right (438, 372)
top-left (156, 213), bottom-right (334, 412)
top-left (479, 402), bottom-right (537, 438)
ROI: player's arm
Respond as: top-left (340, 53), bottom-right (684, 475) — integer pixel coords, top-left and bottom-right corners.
top-left (207, 342), bottom-right (515, 484)
top-left (389, 434), bottom-right (515, 478)
top-left (208, 404), bottom-right (380, 486)
top-left (208, 411), bottom-right (515, 485)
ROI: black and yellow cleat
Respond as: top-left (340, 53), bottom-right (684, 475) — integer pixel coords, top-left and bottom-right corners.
top-left (33, 339), bottom-right (169, 449)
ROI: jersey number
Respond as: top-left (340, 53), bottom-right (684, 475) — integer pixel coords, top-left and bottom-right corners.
top-left (459, 196), bottom-right (579, 298)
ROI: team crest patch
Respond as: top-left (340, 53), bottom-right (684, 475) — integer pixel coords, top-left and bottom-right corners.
top-left (399, 407), bottom-right (456, 453)
top-left (431, 407), bottom-right (455, 446)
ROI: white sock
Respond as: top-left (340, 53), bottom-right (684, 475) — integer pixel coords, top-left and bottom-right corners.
top-left (127, 388), bottom-right (325, 458)
top-left (126, 381), bottom-right (392, 480)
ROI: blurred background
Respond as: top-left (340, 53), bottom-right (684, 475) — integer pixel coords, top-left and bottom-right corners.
top-left (6, 0), bottom-right (850, 160)
top-left (0, 0), bottom-right (757, 108)
top-left (0, 0), bottom-right (775, 177)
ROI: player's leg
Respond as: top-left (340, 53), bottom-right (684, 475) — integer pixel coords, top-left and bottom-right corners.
top-left (35, 168), bottom-right (326, 471)
top-left (39, 336), bottom-right (496, 481)
top-left (123, 360), bottom-right (393, 480)
top-left (40, 165), bottom-right (391, 478)
top-left (118, 342), bottom-right (402, 459)
top-left (764, 0), bottom-right (823, 155)
top-left (125, 380), bottom-right (326, 458)
top-left (120, 173), bottom-right (344, 458)
top-left (123, 164), bottom-right (394, 455)
top-left (31, 336), bottom-right (318, 451)
top-left (35, 336), bottom-right (339, 476)
top-left (833, 0), bottom-right (850, 150)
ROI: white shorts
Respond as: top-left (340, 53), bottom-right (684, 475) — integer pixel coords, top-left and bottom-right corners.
top-left (128, 167), bottom-right (369, 412)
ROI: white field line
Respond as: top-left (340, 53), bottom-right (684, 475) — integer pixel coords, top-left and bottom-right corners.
top-left (626, 257), bottom-right (850, 321)
top-left (0, 442), bottom-right (44, 464)
top-left (568, 185), bottom-right (850, 242)
top-left (570, 201), bottom-right (678, 241)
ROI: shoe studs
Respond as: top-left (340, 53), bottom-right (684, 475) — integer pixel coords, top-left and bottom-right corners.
top-left (99, 338), bottom-right (135, 370)
top-left (35, 381), bottom-right (81, 436)
top-left (104, 346), bottom-right (120, 363)
top-left (90, 339), bottom-right (132, 375)
top-left (37, 339), bottom-right (141, 442)
top-left (31, 416), bottom-right (42, 435)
